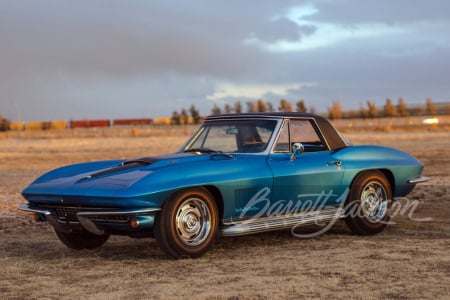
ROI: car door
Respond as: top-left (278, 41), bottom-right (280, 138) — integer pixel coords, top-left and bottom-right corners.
top-left (267, 119), bottom-right (347, 212)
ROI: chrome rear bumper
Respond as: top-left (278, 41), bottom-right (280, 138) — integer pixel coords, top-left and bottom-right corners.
top-left (407, 176), bottom-right (430, 184)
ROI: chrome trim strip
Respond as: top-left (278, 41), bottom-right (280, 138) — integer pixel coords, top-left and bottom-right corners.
top-left (18, 205), bottom-right (161, 217)
top-left (269, 119), bottom-right (288, 153)
top-left (75, 208), bottom-right (161, 217)
top-left (18, 205), bottom-right (72, 233)
top-left (407, 176), bottom-right (430, 184)
top-left (221, 208), bottom-right (344, 236)
top-left (18, 205), bottom-right (51, 215)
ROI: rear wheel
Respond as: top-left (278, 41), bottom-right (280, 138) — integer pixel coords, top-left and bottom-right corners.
top-left (154, 187), bottom-right (218, 259)
top-left (344, 171), bottom-right (392, 235)
top-left (55, 230), bottom-right (110, 250)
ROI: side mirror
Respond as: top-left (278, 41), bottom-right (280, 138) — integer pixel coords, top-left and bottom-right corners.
top-left (290, 142), bottom-right (304, 161)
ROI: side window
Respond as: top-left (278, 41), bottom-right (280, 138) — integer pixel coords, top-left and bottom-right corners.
top-left (274, 120), bottom-right (326, 153)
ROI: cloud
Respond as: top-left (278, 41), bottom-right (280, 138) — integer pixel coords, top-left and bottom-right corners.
top-left (207, 82), bottom-right (317, 101)
top-left (0, 0), bottom-right (449, 121)
top-left (305, 0), bottom-right (450, 24)
top-left (245, 3), bottom-right (416, 52)
top-left (247, 17), bottom-right (316, 44)
top-left (245, 1), bottom-right (450, 53)
top-left (0, 0), bottom-right (277, 81)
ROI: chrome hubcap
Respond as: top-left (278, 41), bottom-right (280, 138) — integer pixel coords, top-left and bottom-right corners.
top-left (175, 197), bottom-right (211, 246)
top-left (361, 181), bottom-right (388, 222)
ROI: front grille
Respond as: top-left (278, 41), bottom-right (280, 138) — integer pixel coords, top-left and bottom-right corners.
top-left (39, 206), bottom-right (129, 223)
top-left (54, 207), bottom-right (80, 222)
top-left (88, 215), bottom-right (129, 223)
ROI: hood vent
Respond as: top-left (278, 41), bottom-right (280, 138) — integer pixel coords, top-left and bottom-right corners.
top-left (82, 153), bottom-right (196, 181)
top-left (86, 160), bottom-right (151, 179)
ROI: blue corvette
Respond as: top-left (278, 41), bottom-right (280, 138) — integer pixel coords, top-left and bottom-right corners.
top-left (20, 113), bottom-right (428, 258)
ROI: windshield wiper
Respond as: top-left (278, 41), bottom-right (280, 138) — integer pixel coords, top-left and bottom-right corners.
top-left (184, 148), bottom-right (234, 159)
top-left (184, 148), bottom-right (221, 154)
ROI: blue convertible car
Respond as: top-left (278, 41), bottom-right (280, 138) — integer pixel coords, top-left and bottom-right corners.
top-left (20, 113), bottom-right (428, 258)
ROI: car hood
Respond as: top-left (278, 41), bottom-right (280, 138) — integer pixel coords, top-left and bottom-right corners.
top-left (22, 152), bottom-right (235, 198)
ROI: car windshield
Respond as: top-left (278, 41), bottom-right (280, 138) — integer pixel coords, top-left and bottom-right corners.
top-left (182, 119), bottom-right (278, 153)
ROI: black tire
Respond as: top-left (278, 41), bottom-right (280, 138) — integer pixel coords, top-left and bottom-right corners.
top-left (344, 171), bottom-right (392, 235)
top-left (55, 230), bottom-right (110, 250)
top-left (154, 187), bottom-right (219, 259)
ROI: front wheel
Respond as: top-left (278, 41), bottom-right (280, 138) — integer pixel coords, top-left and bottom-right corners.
top-left (55, 230), bottom-right (110, 250)
top-left (344, 171), bottom-right (392, 235)
top-left (154, 188), bottom-right (219, 259)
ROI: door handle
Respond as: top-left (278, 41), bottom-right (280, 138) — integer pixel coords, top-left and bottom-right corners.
top-left (327, 161), bottom-right (342, 167)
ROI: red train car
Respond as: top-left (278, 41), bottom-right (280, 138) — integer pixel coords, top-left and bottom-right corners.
top-left (70, 119), bottom-right (111, 129)
top-left (112, 118), bottom-right (153, 126)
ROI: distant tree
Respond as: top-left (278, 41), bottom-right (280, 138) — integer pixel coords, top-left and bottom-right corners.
top-left (416, 106), bottom-right (425, 117)
top-left (359, 103), bottom-right (368, 119)
top-left (246, 101), bottom-right (257, 113)
top-left (445, 103), bottom-right (450, 115)
top-left (224, 103), bottom-right (233, 114)
top-left (180, 108), bottom-right (189, 125)
top-left (397, 97), bottom-right (409, 117)
top-left (296, 100), bottom-right (307, 113)
top-left (309, 105), bottom-right (316, 114)
top-left (426, 98), bottom-right (436, 116)
top-left (171, 110), bottom-right (181, 125)
top-left (257, 99), bottom-right (268, 112)
top-left (345, 109), bottom-right (359, 119)
top-left (0, 114), bottom-right (10, 132)
top-left (327, 101), bottom-right (342, 120)
top-left (189, 105), bottom-right (201, 124)
top-left (266, 101), bottom-right (274, 112)
top-left (278, 99), bottom-right (294, 112)
top-left (367, 100), bottom-right (378, 118)
top-left (211, 104), bottom-right (221, 115)
top-left (234, 101), bottom-right (242, 113)
top-left (384, 98), bottom-right (398, 117)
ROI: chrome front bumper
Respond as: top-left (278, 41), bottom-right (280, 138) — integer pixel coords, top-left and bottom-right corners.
top-left (18, 205), bottom-right (161, 235)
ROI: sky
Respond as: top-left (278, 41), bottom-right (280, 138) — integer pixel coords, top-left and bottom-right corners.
top-left (1, 0), bottom-right (449, 122)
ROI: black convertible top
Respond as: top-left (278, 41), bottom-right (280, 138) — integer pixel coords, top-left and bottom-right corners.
top-left (205, 112), bottom-right (349, 150)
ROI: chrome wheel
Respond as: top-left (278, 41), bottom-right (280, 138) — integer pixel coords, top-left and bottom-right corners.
top-left (154, 187), bottom-right (218, 259)
top-left (360, 181), bottom-right (388, 222)
top-left (344, 171), bottom-right (391, 235)
top-left (175, 197), bottom-right (212, 246)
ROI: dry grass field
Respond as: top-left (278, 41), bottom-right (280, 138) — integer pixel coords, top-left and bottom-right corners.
top-left (1, 129), bottom-right (449, 299)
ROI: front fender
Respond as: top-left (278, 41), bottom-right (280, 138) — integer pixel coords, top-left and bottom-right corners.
top-left (125, 155), bottom-right (274, 218)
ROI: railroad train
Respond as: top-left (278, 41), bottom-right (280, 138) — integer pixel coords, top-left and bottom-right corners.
top-left (9, 118), bottom-right (162, 131)
top-left (8, 116), bottom-right (206, 131)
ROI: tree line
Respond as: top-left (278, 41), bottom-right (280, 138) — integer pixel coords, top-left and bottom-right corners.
top-left (327, 98), bottom-right (442, 120)
top-left (170, 105), bottom-right (202, 125)
top-left (171, 98), bottom-right (446, 124)
top-left (1, 98), bottom-right (447, 132)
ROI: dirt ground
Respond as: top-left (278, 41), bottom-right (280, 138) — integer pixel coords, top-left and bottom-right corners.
top-left (0, 130), bottom-right (449, 299)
